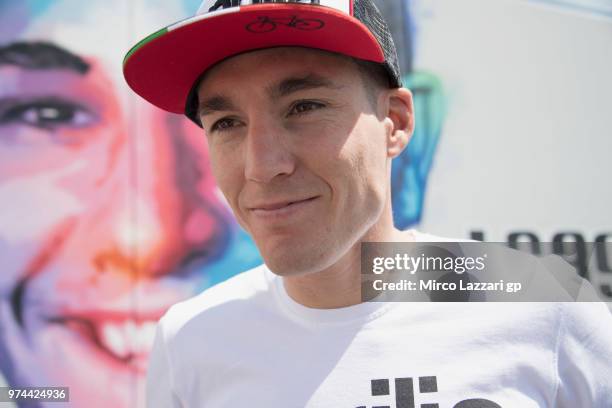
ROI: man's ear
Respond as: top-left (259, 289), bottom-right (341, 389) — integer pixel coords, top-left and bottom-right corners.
top-left (383, 87), bottom-right (414, 158)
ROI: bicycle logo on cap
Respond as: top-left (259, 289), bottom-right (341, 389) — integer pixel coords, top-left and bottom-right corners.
top-left (246, 15), bottom-right (325, 33)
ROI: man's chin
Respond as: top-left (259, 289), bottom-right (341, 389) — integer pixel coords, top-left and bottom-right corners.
top-left (263, 249), bottom-right (337, 278)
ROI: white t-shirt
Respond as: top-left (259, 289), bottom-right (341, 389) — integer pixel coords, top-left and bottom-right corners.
top-left (147, 231), bottom-right (612, 407)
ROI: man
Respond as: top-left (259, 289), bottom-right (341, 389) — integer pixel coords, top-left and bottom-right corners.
top-left (124, 0), bottom-right (612, 407)
top-left (0, 1), bottom-right (252, 406)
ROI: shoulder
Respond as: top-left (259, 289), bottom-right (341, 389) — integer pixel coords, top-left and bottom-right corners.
top-left (557, 301), bottom-right (612, 341)
top-left (554, 302), bottom-right (612, 406)
top-left (157, 264), bottom-right (273, 338)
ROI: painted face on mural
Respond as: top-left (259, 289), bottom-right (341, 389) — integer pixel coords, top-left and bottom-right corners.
top-left (0, 1), bottom-right (234, 406)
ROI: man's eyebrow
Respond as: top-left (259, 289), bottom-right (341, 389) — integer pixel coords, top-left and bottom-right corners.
top-left (270, 73), bottom-right (344, 98)
top-left (196, 73), bottom-right (344, 119)
top-left (198, 95), bottom-right (237, 117)
top-left (0, 41), bottom-right (90, 74)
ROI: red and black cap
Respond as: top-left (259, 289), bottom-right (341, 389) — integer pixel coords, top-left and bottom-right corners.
top-left (123, 0), bottom-right (401, 127)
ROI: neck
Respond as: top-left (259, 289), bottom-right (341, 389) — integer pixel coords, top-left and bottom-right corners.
top-left (282, 212), bottom-right (415, 309)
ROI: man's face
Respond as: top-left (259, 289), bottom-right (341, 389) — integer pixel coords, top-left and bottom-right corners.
top-left (0, 1), bottom-right (234, 406)
top-left (199, 48), bottom-right (394, 276)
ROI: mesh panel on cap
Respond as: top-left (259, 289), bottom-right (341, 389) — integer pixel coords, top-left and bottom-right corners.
top-left (353, 0), bottom-right (402, 88)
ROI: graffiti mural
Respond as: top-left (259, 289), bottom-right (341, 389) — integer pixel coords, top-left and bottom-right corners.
top-left (0, 0), bottom-right (440, 406)
top-left (0, 1), bottom-right (256, 406)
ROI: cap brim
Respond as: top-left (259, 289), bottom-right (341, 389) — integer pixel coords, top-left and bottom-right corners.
top-left (123, 3), bottom-right (385, 115)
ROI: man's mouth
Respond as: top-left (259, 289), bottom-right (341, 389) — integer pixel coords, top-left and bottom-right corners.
top-left (44, 313), bottom-right (160, 373)
top-left (249, 196), bottom-right (319, 218)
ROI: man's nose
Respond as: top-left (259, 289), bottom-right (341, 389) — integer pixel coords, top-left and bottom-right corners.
top-left (243, 115), bottom-right (296, 183)
top-left (96, 107), bottom-right (229, 279)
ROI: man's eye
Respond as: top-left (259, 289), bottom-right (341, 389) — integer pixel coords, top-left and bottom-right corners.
top-left (0, 99), bottom-right (95, 130)
top-left (289, 101), bottom-right (325, 116)
top-left (211, 118), bottom-right (239, 132)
